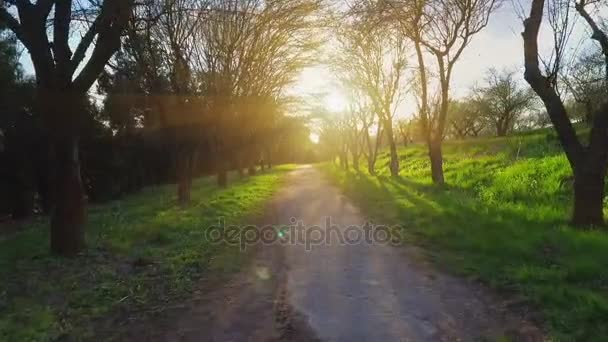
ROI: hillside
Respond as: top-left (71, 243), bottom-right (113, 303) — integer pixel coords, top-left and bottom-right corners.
top-left (321, 129), bottom-right (608, 341)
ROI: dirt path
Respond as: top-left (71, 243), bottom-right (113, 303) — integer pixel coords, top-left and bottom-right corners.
top-left (130, 165), bottom-right (543, 341)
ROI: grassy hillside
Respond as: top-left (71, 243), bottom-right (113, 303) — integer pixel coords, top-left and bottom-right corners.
top-left (0, 165), bottom-right (294, 341)
top-left (322, 130), bottom-right (608, 341)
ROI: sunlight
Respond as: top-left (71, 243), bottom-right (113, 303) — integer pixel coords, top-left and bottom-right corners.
top-left (324, 88), bottom-right (349, 113)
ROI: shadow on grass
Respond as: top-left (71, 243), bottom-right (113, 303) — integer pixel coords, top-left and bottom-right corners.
top-left (324, 165), bottom-right (608, 341)
top-left (0, 166), bottom-right (293, 341)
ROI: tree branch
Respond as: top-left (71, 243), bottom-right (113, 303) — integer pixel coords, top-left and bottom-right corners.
top-left (53, 0), bottom-right (73, 82)
top-left (70, 16), bottom-right (99, 75)
top-left (73, 0), bottom-right (135, 90)
top-left (0, 7), bottom-right (25, 41)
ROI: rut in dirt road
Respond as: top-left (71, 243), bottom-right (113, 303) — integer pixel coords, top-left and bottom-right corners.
top-left (269, 165), bottom-right (542, 342)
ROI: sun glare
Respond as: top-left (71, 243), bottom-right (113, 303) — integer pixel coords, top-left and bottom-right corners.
top-left (324, 89), bottom-right (349, 113)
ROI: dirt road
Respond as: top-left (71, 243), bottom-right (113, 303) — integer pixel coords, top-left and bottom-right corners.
top-left (133, 165), bottom-right (542, 341)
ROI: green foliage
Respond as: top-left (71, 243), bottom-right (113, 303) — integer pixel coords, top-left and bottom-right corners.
top-left (321, 130), bottom-right (608, 341)
top-left (0, 166), bottom-right (294, 340)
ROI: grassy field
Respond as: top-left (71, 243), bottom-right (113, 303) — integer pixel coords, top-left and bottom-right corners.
top-left (321, 130), bottom-right (608, 341)
top-left (0, 165), bottom-right (294, 341)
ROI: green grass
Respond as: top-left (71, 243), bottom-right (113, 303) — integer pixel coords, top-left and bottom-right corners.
top-left (321, 131), bottom-right (608, 341)
top-left (0, 165), bottom-right (294, 341)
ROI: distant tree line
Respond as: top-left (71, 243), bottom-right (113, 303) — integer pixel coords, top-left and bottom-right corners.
top-left (319, 0), bottom-right (608, 227)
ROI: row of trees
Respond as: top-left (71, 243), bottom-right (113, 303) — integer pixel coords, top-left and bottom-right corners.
top-left (0, 0), bottom-right (318, 255)
top-left (318, 0), bottom-right (498, 180)
top-left (319, 0), bottom-right (498, 178)
top-left (320, 0), bottom-right (608, 227)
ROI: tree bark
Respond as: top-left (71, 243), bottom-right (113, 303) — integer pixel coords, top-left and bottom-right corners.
top-left (50, 136), bottom-right (86, 256)
top-left (384, 118), bottom-right (399, 177)
top-left (429, 139), bottom-right (445, 185)
top-left (572, 159), bottom-right (606, 226)
top-left (496, 123), bottom-right (508, 137)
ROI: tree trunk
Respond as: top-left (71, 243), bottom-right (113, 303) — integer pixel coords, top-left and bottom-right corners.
top-left (340, 150), bottom-right (349, 170)
top-left (50, 136), bottom-right (86, 256)
top-left (496, 122), bottom-right (508, 137)
top-left (176, 151), bottom-right (192, 206)
top-left (429, 139), bottom-right (445, 185)
top-left (572, 163), bottom-right (605, 226)
top-left (217, 168), bottom-right (228, 188)
top-left (367, 158), bottom-right (375, 175)
top-left (384, 118), bottom-right (399, 177)
top-left (351, 150), bottom-right (359, 172)
top-left (248, 165), bottom-right (257, 176)
top-left (266, 150), bottom-right (272, 169)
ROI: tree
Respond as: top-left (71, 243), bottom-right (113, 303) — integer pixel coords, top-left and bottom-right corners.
top-left (395, 118), bottom-right (414, 146)
top-left (522, 0), bottom-right (608, 226)
top-left (344, 95), bottom-right (370, 171)
top-left (0, 0), bottom-right (135, 255)
top-left (344, 88), bottom-right (382, 174)
top-left (563, 51), bottom-right (608, 124)
top-left (446, 99), bottom-right (485, 138)
top-left (332, 18), bottom-right (407, 176)
top-left (472, 69), bottom-right (536, 136)
top-left (379, 0), bottom-right (498, 183)
top-left (317, 108), bottom-right (349, 167)
top-left (194, 0), bottom-right (320, 186)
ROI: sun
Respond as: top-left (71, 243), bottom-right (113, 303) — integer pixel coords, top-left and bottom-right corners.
top-left (324, 88), bottom-right (349, 112)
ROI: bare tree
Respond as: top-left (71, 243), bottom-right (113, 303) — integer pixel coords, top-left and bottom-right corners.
top-left (522, 0), bottom-right (608, 226)
top-left (0, 0), bottom-right (135, 255)
top-left (195, 0), bottom-right (320, 186)
top-left (343, 91), bottom-right (369, 171)
top-left (332, 18), bottom-right (408, 176)
top-left (472, 69), bottom-right (536, 136)
top-left (379, 0), bottom-right (498, 183)
top-left (563, 51), bottom-right (608, 124)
